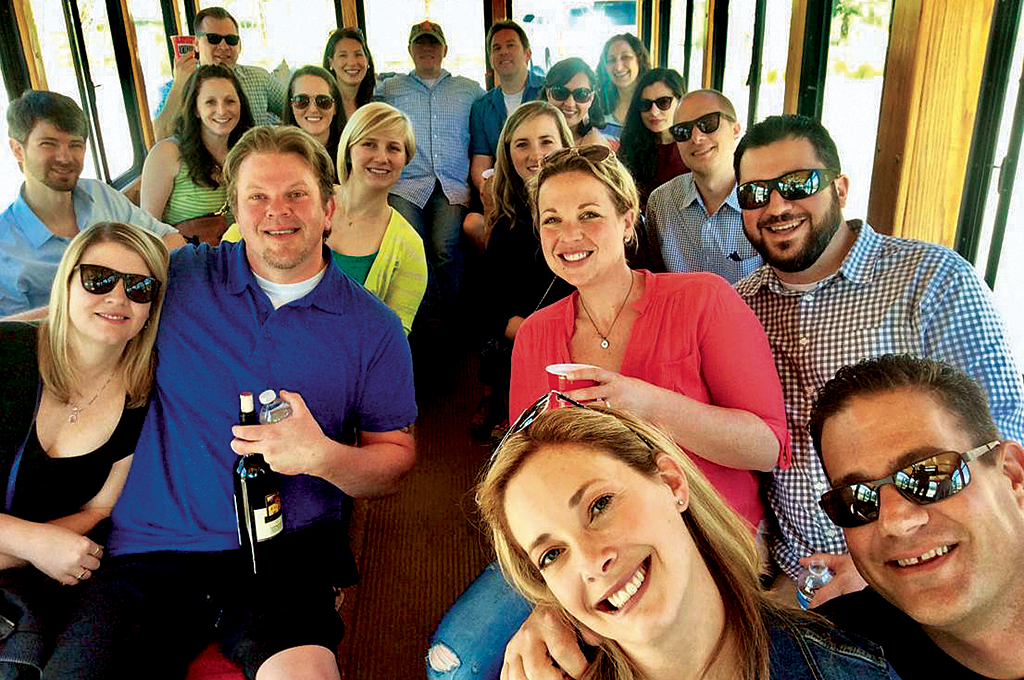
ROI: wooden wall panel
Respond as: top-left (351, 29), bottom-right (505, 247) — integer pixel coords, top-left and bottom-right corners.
top-left (701, 0), bottom-right (716, 88)
top-left (12, 0), bottom-right (46, 89)
top-left (339, 0), bottom-right (358, 28)
top-left (782, 0), bottom-right (806, 113)
top-left (118, 0), bottom-right (156, 149)
top-left (867, 0), bottom-right (995, 246)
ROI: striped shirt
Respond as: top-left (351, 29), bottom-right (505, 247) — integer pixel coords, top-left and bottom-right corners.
top-left (162, 156), bottom-right (229, 225)
top-left (735, 221), bottom-right (1024, 578)
top-left (645, 173), bottom-right (762, 283)
top-left (377, 70), bottom-right (483, 208)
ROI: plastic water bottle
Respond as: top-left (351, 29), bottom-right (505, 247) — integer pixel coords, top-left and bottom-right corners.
top-left (258, 389), bottom-right (292, 424)
top-left (796, 558), bottom-right (833, 609)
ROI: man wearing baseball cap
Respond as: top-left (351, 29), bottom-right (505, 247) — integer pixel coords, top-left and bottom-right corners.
top-left (378, 20), bottom-right (483, 330)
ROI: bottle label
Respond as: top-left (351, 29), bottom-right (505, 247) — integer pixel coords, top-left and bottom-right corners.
top-left (254, 491), bottom-right (284, 541)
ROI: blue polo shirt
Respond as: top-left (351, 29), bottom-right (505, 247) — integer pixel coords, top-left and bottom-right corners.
top-left (108, 242), bottom-right (416, 555)
top-left (469, 71), bottom-right (545, 158)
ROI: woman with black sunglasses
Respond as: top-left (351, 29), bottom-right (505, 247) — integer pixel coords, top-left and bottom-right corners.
top-left (141, 64), bottom-right (254, 232)
top-left (0, 222), bottom-right (168, 677)
top-left (283, 65), bottom-right (345, 175)
top-left (619, 68), bottom-right (690, 209)
top-left (542, 58), bottom-right (617, 150)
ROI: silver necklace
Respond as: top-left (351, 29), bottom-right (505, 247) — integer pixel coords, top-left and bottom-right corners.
top-left (578, 273), bottom-right (634, 350)
top-left (67, 372), bottom-right (114, 424)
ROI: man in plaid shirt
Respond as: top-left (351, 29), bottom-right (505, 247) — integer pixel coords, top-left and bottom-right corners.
top-left (733, 114), bottom-right (1024, 606)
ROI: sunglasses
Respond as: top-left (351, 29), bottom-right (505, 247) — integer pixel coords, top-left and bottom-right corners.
top-left (198, 32), bottom-right (240, 46)
top-left (548, 86), bottom-right (595, 104)
top-left (541, 144), bottom-right (614, 168)
top-left (736, 168), bottom-right (840, 210)
top-left (291, 94), bottom-right (335, 110)
top-left (818, 441), bottom-right (1000, 528)
top-left (77, 264), bottom-right (160, 304)
top-left (668, 111), bottom-right (732, 142)
top-left (639, 96), bottom-right (675, 112)
top-left (491, 390), bottom-right (653, 464)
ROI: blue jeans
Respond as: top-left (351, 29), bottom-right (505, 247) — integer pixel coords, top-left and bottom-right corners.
top-left (389, 182), bottom-right (466, 319)
top-left (426, 563), bottom-right (532, 679)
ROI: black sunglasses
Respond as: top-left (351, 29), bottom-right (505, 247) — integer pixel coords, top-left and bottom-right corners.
top-left (548, 86), bottom-right (595, 104)
top-left (819, 441), bottom-right (1000, 528)
top-left (541, 144), bottom-right (614, 169)
top-left (736, 168), bottom-right (840, 210)
top-left (669, 111), bottom-right (732, 142)
top-left (77, 264), bottom-right (161, 304)
top-left (638, 96), bottom-right (675, 113)
top-left (291, 94), bottom-right (335, 110)
top-left (198, 32), bottom-right (239, 46)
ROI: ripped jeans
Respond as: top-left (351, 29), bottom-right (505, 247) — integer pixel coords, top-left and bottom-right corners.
top-left (426, 563), bottom-right (531, 679)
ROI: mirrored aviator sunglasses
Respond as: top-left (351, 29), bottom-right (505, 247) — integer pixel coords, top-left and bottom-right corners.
top-left (549, 86), bottom-right (595, 103)
top-left (638, 96), bottom-right (675, 112)
top-left (291, 94), bottom-right (335, 110)
top-left (735, 168), bottom-right (840, 210)
top-left (817, 441), bottom-right (1000, 528)
top-left (78, 264), bottom-right (160, 304)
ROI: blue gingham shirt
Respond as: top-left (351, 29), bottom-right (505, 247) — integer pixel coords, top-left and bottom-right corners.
top-left (0, 180), bottom-right (177, 315)
top-left (645, 173), bottom-right (762, 283)
top-left (377, 70), bottom-right (483, 208)
top-left (155, 64), bottom-right (285, 125)
top-left (735, 221), bottom-right (1024, 578)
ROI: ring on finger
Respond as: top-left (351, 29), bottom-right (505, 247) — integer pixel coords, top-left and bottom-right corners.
top-left (77, 569), bottom-right (87, 580)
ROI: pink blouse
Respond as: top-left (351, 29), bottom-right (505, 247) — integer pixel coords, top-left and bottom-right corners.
top-left (510, 270), bottom-right (790, 529)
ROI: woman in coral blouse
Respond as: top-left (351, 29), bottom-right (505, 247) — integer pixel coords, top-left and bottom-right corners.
top-left (509, 145), bottom-right (789, 528)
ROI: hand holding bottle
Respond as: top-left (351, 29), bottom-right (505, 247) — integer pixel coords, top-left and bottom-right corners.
top-left (796, 551), bottom-right (868, 608)
top-left (231, 389), bottom-right (330, 478)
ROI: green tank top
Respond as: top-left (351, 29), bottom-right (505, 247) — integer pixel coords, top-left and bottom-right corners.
top-left (331, 250), bottom-right (378, 286)
top-left (162, 158), bottom-right (230, 225)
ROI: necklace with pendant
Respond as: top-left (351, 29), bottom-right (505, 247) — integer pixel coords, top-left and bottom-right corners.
top-left (578, 273), bottom-right (635, 350)
top-left (67, 372), bottom-right (115, 424)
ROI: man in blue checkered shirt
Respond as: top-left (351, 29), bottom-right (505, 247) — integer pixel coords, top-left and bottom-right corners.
top-left (378, 21), bottom-right (484, 322)
top-left (644, 90), bottom-right (762, 283)
top-left (733, 114), bottom-right (1024, 607)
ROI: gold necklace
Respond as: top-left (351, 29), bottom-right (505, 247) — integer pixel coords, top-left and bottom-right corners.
top-left (67, 372), bottom-right (114, 424)
top-left (578, 273), bottom-right (634, 349)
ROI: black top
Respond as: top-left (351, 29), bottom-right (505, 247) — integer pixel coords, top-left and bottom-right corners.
top-left (484, 200), bottom-right (574, 340)
top-left (821, 587), bottom-right (993, 679)
top-left (0, 322), bottom-right (145, 523)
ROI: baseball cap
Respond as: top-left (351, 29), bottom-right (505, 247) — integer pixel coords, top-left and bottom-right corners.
top-left (409, 20), bottom-right (446, 47)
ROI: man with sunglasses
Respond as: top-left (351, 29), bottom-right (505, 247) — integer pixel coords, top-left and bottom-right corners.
top-left (808, 355), bottom-right (1024, 680)
top-left (152, 6), bottom-right (285, 140)
top-left (644, 90), bottom-right (762, 283)
top-left (1, 90), bottom-right (183, 317)
top-left (732, 114), bottom-right (1024, 607)
top-left (377, 21), bottom-right (483, 329)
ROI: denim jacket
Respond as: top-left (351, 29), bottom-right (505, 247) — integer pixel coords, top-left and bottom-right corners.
top-left (768, 612), bottom-right (902, 680)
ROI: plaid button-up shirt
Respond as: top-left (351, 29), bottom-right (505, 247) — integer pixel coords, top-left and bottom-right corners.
top-left (736, 221), bottom-right (1024, 577)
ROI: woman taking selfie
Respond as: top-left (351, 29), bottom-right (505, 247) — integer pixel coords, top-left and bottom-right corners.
top-left (478, 405), bottom-right (900, 680)
top-left (470, 101), bottom-right (576, 438)
top-left (141, 64), bottom-right (253, 229)
top-left (0, 222), bottom-right (168, 676)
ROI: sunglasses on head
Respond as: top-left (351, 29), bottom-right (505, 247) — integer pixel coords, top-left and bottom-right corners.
top-left (291, 93), bottom-right (335, 110)
top-left (639, 96), bottom-right (675, 113)
top-left (77, 264), bottom-right (160, 304)
top-left (548, 86), bottom-right (595, 104)
top-left (668, 111), bottom-right (732, 142)
top-left (736, 168), bottom-right (839, 210)
top-left (540, 144), bottom-right (614, 168)
top-left (198, 32), bottom-right (239, 46)
top-left (490, 390), bottom-right (653, 464)
top-left (818, 441), bottom-right (1000, 528)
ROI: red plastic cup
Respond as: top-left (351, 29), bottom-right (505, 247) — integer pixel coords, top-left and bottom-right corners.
top-left (171, 35), bottom-right (197, 58)
top-left (546, 363), bottom-right (599, 393)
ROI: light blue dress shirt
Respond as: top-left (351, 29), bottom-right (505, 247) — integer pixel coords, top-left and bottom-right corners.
top-left (0, 179), bottom-right (177, 315)
top-left (377, 70), bottom-right (483, 208)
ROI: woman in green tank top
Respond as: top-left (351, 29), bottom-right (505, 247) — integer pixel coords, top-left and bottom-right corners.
top-left (140, 64), bottom-right (253, 226)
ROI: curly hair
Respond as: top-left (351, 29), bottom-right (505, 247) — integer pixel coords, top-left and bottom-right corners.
top-left (174, 64), bottom-right (254, 189)
top-left (595, 34), bottom-right (651, 121)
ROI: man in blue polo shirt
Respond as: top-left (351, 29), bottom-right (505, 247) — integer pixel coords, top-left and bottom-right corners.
top-left (43, 125), bottom-right (417, 680)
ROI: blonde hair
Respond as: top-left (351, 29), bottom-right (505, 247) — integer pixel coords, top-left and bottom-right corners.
top-left (477, 406), bottom-right (777, 680)
top-left (38, 222), bottom-right (169, 407)
top-left (486, 101), bottom-right (574, 232)
top-left (224, 125), bottom-right (336, 215)
top-left (528, 147), bottom-right (640, 241)
top-left (336, 102), bottom-right (415, 185)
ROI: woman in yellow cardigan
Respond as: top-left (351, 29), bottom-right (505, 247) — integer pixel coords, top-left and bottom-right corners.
top-left (223, 103), bottom-right (426, 334)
